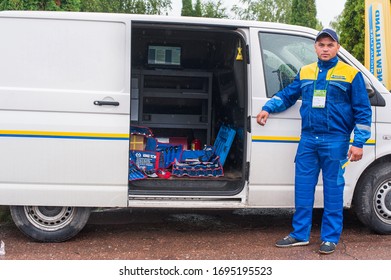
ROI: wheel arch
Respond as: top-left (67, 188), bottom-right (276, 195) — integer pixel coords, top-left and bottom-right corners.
top-left (351, 155), bottom-right (391, 234)
top-left (352, 154), bottom-right (391, 207)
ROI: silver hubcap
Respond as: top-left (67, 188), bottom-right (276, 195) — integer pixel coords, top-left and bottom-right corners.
top-left (24, 206), bottom-right (75, 231)
top-left (374, 180), bottom-right (391, 223)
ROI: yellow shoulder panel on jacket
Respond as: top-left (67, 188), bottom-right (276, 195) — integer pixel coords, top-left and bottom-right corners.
top-left (300, 62), bottom-right (317, 80)
top-left (328, 61), bottom-right (359, 83)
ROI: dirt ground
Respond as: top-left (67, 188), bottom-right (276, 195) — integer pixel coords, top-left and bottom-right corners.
top-left (1, 207), bottom-right (391, 260)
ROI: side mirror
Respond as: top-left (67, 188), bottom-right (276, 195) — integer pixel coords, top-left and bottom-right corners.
top-left (366, 82), bottom-right (386, 107)
top-left (365, 80), bottom-right (376, 98)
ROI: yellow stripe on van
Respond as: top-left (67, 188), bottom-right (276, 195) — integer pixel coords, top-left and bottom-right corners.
top-left (252, 135), bottom-right (376, 146)
top-left (350, 139), bottom-right (376, 146)
top-left (252, 135), bottom-right (301, 143)
top-left (0, 130), bottom-right (129, 140)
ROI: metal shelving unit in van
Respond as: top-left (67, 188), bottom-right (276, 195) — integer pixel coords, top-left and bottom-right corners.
top-left (133, 69), bottom-right (212, 143)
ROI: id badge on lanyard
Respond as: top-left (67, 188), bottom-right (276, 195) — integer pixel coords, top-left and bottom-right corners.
top-left (312, 90), bottom-right (326, 108)
top-left (312, 65), bottom-right (336, 109)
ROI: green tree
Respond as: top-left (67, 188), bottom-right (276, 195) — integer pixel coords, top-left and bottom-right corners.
top-left (202, 0), bottom-right (227, 18)
top-left (232, 0), bottom-right (292, 23)
top-left (329, 14), bottom-right (342, 33)
top-left (181, 0), bottom-right (194, 16)
top-left (194, 0), bottom-right (202, 16)
top-left (0, 0), bottom-right (80, 10)
top-left (291, 0), bottom-right (317, 28)
top-left (93, 0), bottom-right (171, 15)
top-left (1, 0), bottom-right (171, 14)
top-left (79, 0), bottom-right (100, 11)
top-left (0, 0), bottom-right (23, 10)
top-left (141, 0), bottom-right (172, 15)
top-left (338, 0), bottom-right (364, 63)
top-left (181, 0), bottom-right (227, 18)
top-left (60, 0), bottom-right (81, 11)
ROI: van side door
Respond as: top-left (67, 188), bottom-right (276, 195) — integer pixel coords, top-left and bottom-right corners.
top-left (0, 16), bottom-right (130, 207)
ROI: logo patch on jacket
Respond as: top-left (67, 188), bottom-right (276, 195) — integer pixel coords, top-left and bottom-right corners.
top-left (331, 75), bottom-right (346, 81)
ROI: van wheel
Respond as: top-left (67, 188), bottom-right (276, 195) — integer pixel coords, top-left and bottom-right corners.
top-left (10, 206), bottom-right (91, 242)
top-left (354, 162), bottom-right (391, 234)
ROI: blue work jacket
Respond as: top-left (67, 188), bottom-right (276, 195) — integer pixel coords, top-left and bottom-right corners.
top-left (262, 57), bottom-right (372, 148)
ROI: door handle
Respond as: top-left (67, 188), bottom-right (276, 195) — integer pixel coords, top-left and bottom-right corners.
top-left (93, 100), bottom-right (120, 106)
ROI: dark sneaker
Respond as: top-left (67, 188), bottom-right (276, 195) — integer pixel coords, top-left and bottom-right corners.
top-left (319, 241), bottom-right (336, 254)
top-left (275, 235), bottom-right (309, 248)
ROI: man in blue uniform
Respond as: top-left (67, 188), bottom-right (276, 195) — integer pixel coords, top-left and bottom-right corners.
top-left (256, 29), bottom-right (372, 254)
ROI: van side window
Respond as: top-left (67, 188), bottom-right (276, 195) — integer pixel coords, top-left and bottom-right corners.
top-left (259, 32), bottom-right (317, 98)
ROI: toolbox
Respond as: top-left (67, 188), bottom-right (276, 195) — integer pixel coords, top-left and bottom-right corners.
top-left (172, 157), bottom-right (223, 177)
top-left (128, 124), bottom-right (235, 180)
top-left (171, 125), bottom-right (235, 178)
top-left (129, 150), bottom-right (163, 172)
top-left (156, 142), bottom-right (183, 168)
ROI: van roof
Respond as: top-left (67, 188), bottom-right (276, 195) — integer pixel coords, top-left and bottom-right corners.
top-left (0, 11), bottom-right (318, 37)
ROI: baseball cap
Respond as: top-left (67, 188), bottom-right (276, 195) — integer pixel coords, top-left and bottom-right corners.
top-left (315, 28), bottom-right (339, 43)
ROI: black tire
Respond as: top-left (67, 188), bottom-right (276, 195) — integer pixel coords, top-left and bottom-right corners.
top-left (10, 206), bottom-right (91, 242)
top-left (353, 162), bottom-right (391, 234)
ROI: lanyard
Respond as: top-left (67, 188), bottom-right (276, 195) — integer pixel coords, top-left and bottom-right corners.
top-left (313, 62), bottom-right (337, 91)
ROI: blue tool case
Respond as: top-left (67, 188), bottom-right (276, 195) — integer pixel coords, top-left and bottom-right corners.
top-left (213, 125), bottom-right (236, 166)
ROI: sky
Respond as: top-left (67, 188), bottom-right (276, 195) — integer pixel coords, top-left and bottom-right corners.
top-left (169, 0), bottom-right (347, 27)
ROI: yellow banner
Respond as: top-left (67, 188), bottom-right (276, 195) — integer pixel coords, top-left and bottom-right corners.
top-left (365, 0), bottom-right (391, 90)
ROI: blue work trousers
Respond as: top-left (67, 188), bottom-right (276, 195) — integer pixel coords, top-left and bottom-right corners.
top-left (290, 134), bottom-right (349, 244)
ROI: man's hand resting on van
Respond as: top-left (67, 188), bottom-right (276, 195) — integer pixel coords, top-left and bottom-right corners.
top-left (256, 110), bottom-right (269, 126)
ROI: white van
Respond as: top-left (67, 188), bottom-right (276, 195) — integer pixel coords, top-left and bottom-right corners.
top-left (0, 11), bottom-right (390, 242)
